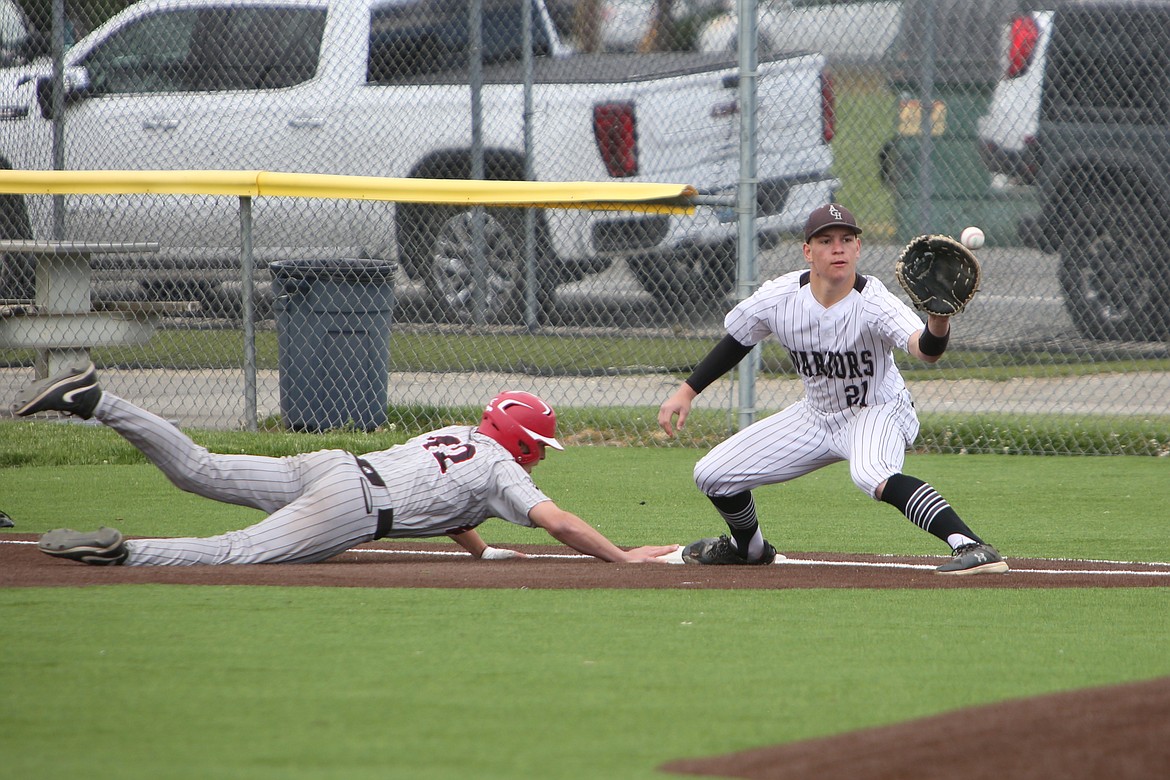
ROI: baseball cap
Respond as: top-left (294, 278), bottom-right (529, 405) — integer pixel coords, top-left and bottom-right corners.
top-left (803, 203), bottom-right (862, 242)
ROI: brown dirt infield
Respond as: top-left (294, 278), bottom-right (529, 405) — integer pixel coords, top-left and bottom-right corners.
top-left (4, 534), bottom-right (1169, 590)
top-left (662, 676), bottom-right (1170, 780)
top-left (5, 533), bottom-right (1169, 778)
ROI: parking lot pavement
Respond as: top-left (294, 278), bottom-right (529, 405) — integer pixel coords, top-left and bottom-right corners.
top-left (3, 365), bottom-right (1167, 431)
top-left (3, 245), bottom-right (1166, 430)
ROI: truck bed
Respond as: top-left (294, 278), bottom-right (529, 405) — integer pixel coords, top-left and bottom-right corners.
top-left (377, 51), bottom-right (813, 85)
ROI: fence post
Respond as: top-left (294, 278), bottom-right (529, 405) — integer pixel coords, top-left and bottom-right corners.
top-left (50, 0), bottom-right (65, 241)
top-left (735, 0), bottom-right (760, 431)
top-left (239, 196), bottom-right (257, 431)
top-left (522, 0), bottom-right (539, 331)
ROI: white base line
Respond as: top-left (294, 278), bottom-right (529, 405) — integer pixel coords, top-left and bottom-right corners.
top-left (349, 546), bottom-right (1170, 575)
top-left (4, 539), bottom-right (1169, 576)
top-left (779, 558), bottom-right (1170, 576)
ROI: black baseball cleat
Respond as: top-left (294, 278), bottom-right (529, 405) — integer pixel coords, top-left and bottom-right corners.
top-left (0, 510), bottom-right (14, 528)
top-left (936, 543), bottom-right (1009, 575)
top-left (682, 534), bottom-right (778, 565)
top-left (37, 527), bottom-right (128, 565)
top-left (13, 362), bottom-right (102, 419)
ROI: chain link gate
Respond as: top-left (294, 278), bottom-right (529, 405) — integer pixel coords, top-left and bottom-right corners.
top-left (2, 0), bottom-right (1168, 456)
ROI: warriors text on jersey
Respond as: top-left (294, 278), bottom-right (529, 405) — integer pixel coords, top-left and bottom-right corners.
top-left (723, 270), bottom-right (924, 413)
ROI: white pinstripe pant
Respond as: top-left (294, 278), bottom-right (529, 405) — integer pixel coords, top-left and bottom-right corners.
top-left (96, 394), bottom-right (381, 565)
top-left (694, 392), bottom-right (920, 500)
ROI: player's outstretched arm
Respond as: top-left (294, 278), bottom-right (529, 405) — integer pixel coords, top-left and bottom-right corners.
top-left (658, 383), bottom-right (698, 436)
top-left (448, 528), bottom-right (526, 560)
top-left (528, 501), bottom-right (678, 562)
top-left (908, 314), bottom-right (952, 364)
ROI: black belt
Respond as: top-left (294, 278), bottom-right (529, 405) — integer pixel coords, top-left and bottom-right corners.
top-left (356, 456), bottom-right (384, 486)
top-left (356, 456), bottom-right (394, 538)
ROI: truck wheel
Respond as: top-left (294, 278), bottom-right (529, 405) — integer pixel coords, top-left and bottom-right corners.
top-left (395, 204), bottom-right (428, 282)
top-left (0, 191), bottom-right (34, 300)
top-left (627, 242), bottom-right (735, 312)
top-left (1057, 195), bottom-right (1168, 341)
top-left (423, 206), bottom-right (550, 325)
top-left (198, 283), bottom-right (274, 322)
top-left (197, 285), bottom-right (240, 319)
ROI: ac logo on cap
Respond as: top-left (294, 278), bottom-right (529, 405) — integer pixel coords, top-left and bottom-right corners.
top-left (803, 203), bottom-right (862, 242)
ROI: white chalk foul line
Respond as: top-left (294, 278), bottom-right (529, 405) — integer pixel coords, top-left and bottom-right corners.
top-left (779, 557), bottom-right (1170, 576)
top-left (352, 546), bottom-right (585, 560)
top-left (349, 546), bottom-right (1170, 576)
top-left (4, 539), bottom-right (1169, 576)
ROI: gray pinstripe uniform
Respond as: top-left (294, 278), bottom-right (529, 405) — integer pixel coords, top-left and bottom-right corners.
top-left (695, 270), bottom-right (925, 500)
top-left (94, 393), bottom-right (550, 566)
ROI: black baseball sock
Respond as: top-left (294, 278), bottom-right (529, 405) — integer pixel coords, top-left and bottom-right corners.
top-left (708, 491), bottom-right (764, 559)
top-left (879, 474), bottom-right (983, 548)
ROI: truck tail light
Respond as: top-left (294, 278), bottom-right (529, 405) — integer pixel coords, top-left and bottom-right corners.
top-left (1006, 15), bottom-right (1040, 79)
top-left (821, 70), bottom-right (835, 144)
top-left (593, 102), bottom-right (638, 178)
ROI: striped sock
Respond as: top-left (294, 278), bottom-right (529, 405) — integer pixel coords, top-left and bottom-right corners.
top-left (708, 491), bottom-right (765, 559)
top-left (880, 474), bottom-right (984, 548)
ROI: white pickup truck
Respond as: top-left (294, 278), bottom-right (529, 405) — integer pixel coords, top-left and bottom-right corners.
top-left (0, 0), bottom-right (837, 321)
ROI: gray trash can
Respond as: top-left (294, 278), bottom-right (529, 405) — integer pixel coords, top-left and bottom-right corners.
top-left (271, 258), bottom-right (396, 432)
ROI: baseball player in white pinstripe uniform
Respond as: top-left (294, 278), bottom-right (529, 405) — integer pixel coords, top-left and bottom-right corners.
top-left (17, 365), bottom-right (677, 566)
top-left (659, 204), bottom-right (1008, 574)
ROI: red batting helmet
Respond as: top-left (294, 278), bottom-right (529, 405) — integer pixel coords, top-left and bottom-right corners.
top-left (479, 391), bottom-right (563, 466)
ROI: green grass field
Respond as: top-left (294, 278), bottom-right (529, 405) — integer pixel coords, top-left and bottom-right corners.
top-left (3, 442), bottom-right (1169, 779)
top-left (1, 65), bottom-right (1166, 778)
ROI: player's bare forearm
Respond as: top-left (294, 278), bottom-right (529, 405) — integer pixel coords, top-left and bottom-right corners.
top-left (535, 505), bottom-right (634, 561)
top-left (448, 528), bottom-right (526, 560)
top-left (658, 383), bottom-right (698, 436)
top-left (528, 502), bottom-right (677, 562)
top-left (449, 529), bottom-right (489, 556)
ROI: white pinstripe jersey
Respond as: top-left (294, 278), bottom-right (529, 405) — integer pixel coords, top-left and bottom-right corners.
top-left (724, 271), bottom-right (925, 413)
top-left (359, 425), bottom-right (550, 538)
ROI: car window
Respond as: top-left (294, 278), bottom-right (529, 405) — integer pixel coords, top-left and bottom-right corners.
top-left (80, 7), bottom-right (325, 95)
top-left (201, 8), bottom-right (326, 90)
top-left (367, 0), bottom-right (550, 82)
top-left (0, 0), bottom-right (30, 66)
top-left (79, 10), bottom-right (198, 93)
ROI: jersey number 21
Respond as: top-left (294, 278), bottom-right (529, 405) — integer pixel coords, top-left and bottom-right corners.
top-left (845, 381), bottom-right (869, 408)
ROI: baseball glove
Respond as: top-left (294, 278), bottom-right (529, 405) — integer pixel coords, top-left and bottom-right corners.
top-left (894, 234), bottom-right (981, 316)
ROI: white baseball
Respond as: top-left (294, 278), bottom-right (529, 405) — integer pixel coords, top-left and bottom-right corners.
top-left (960, 226), bottom-right (985, 250)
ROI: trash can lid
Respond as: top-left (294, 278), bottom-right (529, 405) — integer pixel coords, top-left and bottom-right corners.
top-left (269, 258), bottom-right (397, 283)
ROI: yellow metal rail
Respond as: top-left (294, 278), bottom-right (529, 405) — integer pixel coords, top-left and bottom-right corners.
top-left (0, 169), bottom-right (698, 214)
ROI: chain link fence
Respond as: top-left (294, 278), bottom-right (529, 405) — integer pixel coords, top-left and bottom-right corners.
top-left (1, 0), bottom-right (1168, 455)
